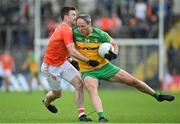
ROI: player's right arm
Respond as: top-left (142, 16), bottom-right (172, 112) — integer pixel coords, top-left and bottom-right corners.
top-left (66, 43), bottom-right (88, 62)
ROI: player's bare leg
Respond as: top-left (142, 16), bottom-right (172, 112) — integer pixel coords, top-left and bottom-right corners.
top-left (70, 75), bottom-right (92, 122)
top-left (70, 75), bottom-right (84, 109)
top-left (84, 77), bottom-right (103, 112)
top-left (84, 77), bottom-right (108, 122)
top-left (43, 90), bottom-right (61, 113)
top-left (27, 75), bottom-right (33, 93)
top-left (3, 76), bottom-right (10, 92)
top-left (109, 69), bottom-right (175, 102)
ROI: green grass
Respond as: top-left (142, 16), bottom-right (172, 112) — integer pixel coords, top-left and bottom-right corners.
top-left (0, 89), bottom-right (180, 123)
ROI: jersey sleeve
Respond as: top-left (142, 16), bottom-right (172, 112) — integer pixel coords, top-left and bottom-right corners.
top-left (101, 30), bottom-right (113, 43)
top-left (62, 26), bottom-right (74, 46)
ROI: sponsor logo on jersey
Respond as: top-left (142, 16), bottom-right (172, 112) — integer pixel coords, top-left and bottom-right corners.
top-left (77, 45), bottom-right (99, 50)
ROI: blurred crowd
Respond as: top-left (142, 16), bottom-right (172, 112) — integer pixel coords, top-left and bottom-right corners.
top-left (40, 0), bottom-right (178, 38)
top-left (0, 0), bottom-right (33, 50)
top-left (0, 0), bottom-right (179, 49)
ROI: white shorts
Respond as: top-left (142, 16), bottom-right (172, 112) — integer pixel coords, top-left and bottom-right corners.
top-left (0, 69), bottom-right (12, 77)
top-left (41, 60), bottom-right (81, 91)
top-left (0, 62), bottom-right (4, 77)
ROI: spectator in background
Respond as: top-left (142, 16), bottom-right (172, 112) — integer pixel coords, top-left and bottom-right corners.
top-left (146, 0), bottom-right (157, 23)
top-left (95, 13), bottom-right (122, 37)
top-left (167, 43), bottom-right (175, 75)
top-left (19, 16), bottom-right (29, 48)
top-left (111, 13), bottom-right (122, 38)
top-left (146, 1), bottom-right (157, 24)
top-left (0, 55), bottom-right (3, 88)
top-left (101, 0), bottom-right (113, 14)
top-left (134, 0), bottom-right (149, 38)
top-left (129, 15), bottom-right (137, 38)
top-left (137, 19), bottom-right (149, 38)
top-left (134, 0), bottom-right (147, 21)
top-left (1, 50), bottom-right (15, 92)
top-left (95, 15), bottom-right (112, 34)
top-left (21, 49), bottom-right (47, 93)
top-left (154, 0), bottom-right (173, 33)
top-left (20, 1), bottom-right (29, 20)
top-left (145, 1), bottom-right (158, 38)
top-left (0, 15), bottom-right (6, 25)
top-left (45, 17), bottom-right (57, 37)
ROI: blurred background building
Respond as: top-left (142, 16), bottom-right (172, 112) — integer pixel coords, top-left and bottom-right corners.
top-left (0, 0), bottom-right (179, 92)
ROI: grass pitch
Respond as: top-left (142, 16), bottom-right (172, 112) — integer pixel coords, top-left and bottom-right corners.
top-left (0, 89), bottom-right (180, 123)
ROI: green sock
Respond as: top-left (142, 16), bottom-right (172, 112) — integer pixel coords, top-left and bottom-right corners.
top-left (98, 112), bottom-right (105, 118)
top-left (153, 92), bottom-right (160, 99)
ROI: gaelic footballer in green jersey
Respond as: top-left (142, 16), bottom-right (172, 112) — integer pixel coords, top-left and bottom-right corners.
top-left (73, 27), bottom-right (113, 72)
top-left (73, 14), bottom-right (175, 123)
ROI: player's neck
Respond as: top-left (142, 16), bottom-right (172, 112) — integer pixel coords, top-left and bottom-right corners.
top-left (62, 21), bottom-right (71, 27)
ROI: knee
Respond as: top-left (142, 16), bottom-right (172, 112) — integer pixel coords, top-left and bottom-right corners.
top-left (71, 76), bottom-right (83, 89)
top-left (75, 80), bottom-right (83, 89)
top-left (85, 83), bottom-right (98, 95)
top-left (52, 91), bottom-right (62, 98)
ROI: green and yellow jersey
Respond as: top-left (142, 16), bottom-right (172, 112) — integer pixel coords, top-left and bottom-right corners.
top-left (73, 27), bottom-right (113, 72)
top-left (26, 54), bottom-right (39, 75)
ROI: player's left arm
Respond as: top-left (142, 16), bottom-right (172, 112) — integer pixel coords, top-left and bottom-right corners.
top-left (103, 31), bottom-right (118, 60)
top-left (102, 31), bottom-right (119, 54)
top-left (110, 39), bottom-right (119, 55)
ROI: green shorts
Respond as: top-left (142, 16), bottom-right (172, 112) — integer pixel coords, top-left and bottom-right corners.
top-left (81, 62), bottom-right (120, 81)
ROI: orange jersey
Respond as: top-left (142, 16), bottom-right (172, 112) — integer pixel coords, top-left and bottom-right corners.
top-left (1, 55), bottom-right (14, 70)
top-left (44, 22), bottom-right (74, 66)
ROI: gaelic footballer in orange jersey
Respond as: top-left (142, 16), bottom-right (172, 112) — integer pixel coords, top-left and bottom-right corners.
top-left (44, 23), bottom-right (74, 66)
top-left (41, 7), bottom-right (94, 122)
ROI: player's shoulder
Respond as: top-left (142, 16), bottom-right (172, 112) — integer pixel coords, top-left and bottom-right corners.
top-left (93, 27), bottom-right (103, 32)
top-left (93, 27), bottom-right (108, 36)
top-left (59, 23), bottom-right (72, 31)
top-left (72, 27), bottom-right (79, 33)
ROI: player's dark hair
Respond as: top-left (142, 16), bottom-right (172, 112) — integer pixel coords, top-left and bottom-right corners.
top-left (60, 6), bottom-right (76, 20)
top-left (77, 14), bottom-right (91, 24)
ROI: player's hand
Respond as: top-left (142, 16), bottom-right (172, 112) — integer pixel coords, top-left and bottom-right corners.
top-left (87, 60), bottom-right (99, 67)
top-left (70, 60), bottom-right (79, 70)
top-left (104, 50), bottom-right (117, 61)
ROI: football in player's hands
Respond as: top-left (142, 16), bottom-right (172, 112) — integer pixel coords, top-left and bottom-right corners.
top-left (98, 43), bottom-right (114, 58)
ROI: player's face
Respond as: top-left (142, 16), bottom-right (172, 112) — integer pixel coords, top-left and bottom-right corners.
top-left (76, 18), bottom-right (91, 36)
top-left (67, 10), bottom-right (77, 26)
